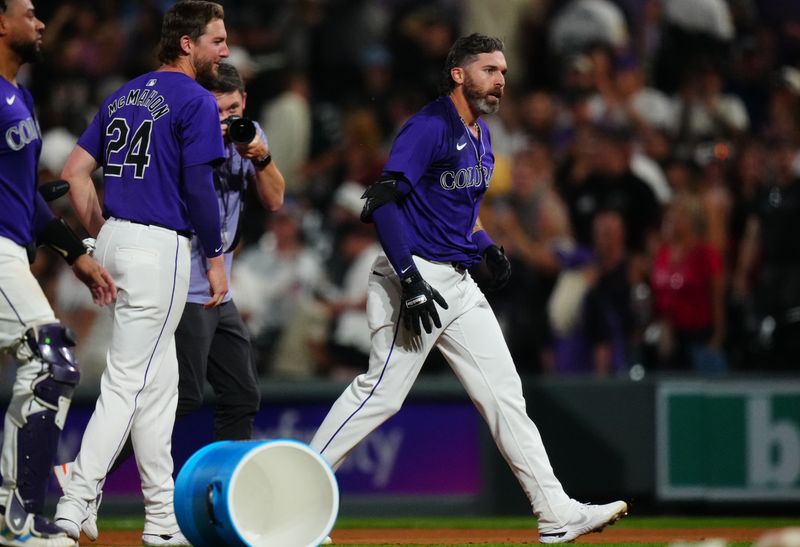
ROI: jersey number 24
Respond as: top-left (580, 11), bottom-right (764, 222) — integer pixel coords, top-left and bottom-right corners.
top-left (105, 118), bottom-right (153, 179)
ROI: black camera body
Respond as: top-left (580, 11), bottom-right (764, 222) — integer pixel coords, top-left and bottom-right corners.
top-left (222, 115), bottom-right (257, 145)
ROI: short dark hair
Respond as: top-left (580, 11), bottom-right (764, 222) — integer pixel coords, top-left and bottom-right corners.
top-left (439, 33), bottom-right (504, 94)
top-left (204, 62), bottom-right (244, 94)
top-left (157, 0), bottom-right (224, 65)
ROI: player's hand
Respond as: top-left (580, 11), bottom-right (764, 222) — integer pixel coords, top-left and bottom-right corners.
top-left (484, 244), bottom-right (511, 291)
top-left (71, 254), bottom-right (117, 306)
top-left (400, 271), bottom-right (448, 335)
top-left (204, 255), bottom-right (228, 309)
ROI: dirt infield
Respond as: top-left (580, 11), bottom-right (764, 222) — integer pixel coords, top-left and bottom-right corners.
top-left (87, 527), bottom-right (772, 545)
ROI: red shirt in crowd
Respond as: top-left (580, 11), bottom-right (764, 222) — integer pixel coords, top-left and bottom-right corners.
top-left (651, 242), bottom-right (724, 331)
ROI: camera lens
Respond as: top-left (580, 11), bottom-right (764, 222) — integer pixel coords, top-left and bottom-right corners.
top-left (228, 117), bottom-right (256, 145)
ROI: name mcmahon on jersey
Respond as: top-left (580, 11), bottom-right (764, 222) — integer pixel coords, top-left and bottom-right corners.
top-left (107, 88), bottom-right (170, 120)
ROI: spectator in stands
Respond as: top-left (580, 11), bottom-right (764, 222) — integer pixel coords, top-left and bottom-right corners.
top-left (650, 193), bottom-right (727, 373)
top-left (653, 0), bottom-right (735, 94)
top-left (670, 62), bottom-right (749, 144)
top-left (232, 202), bottom-right (324, 376)
top-left (483, 144), bottom-right (572, 373)
top-left (549, 0), bottom-right (629, 60)
top-left (549, 209), bottom-right (633, 375)
top-left (314, 221), bottom-right (382, 380)
top-left (559, 124), bottom-right (661, 272)
top-left (733, 138), bottom-right (800, 370)
top-left (258, 71), bottom-right (312, 195)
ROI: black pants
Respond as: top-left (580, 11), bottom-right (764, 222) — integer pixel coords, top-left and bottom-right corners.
top-left (110, 300), bottom-right (260, 472)
top-left (176, 301), bottom-right (260, 440)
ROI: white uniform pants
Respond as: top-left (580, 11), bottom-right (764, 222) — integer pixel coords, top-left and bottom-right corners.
top-left (310, 255), bottom-right (576, 529)
top-left (56, 219), bottom-right (190, 535)
top-left (0, 237), bottom-right (58, 502)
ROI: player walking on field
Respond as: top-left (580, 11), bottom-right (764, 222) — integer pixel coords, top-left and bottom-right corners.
top-left (53, 2), bottom-right (229, 545)
top-left (0, 0), bottom-right (116, 545)
top-left (310, 33), bottom-right (628, 544)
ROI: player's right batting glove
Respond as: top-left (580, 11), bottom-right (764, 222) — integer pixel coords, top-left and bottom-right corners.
top-left (400, 271), bottom-right (449, 335)
top-left (484, 244), bottom-right (511, 291)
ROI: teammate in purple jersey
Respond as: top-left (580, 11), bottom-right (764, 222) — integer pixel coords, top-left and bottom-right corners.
top-left (309, 34), bottom-right (628, 544)
top-left (0, 0), bottom-right (115, 545)
top-left (90, 62), bottom-right (285, 474)
top-left (53, 2), bottom-right (228, 545)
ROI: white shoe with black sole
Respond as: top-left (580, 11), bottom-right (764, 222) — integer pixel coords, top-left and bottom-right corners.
top-left (538, 500), bottom-right (628, 544)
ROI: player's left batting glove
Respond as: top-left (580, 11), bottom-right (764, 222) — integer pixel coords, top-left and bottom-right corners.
top-left (401, 271), bottom-right (449, 335)
top-left (484, 245), bottom-right (511, 291)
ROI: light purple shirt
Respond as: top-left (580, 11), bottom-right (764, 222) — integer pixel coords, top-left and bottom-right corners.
top-left (78, 71), bottom-right (224, 232)
top-left (0, 78), bottom-right (42, 245)
top-left (186, 124), bottom-right (267, 304)
top-left (384, 96), bottom-right (494, 267)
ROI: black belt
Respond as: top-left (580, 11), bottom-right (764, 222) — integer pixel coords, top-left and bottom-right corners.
top-left (128, 219), bottom-right (192, 239)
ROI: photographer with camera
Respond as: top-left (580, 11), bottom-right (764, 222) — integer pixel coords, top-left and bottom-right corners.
top-left (174, 62), bottom-right (284, 439)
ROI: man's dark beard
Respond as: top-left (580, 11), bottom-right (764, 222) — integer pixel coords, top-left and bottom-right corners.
top-left (195, 58), bottom-right (217, 86)
top-left (463, 74), bottom-right (500, 115)
top-left (11, 39), bottom-right (41, 64)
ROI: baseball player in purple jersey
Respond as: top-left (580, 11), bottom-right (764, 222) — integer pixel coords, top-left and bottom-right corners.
top-left (310, 34), bottom-right (628, 544)
top-left (53, 2), bottom-right (229, 545)
top-left (70, 62), bottom-right (285, 479)
top-left (0, 1), bottom-right (116, 545)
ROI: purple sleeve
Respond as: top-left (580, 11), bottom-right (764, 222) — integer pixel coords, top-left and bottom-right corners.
top-left (372, 201), bottom-right (417, 279)
top-left (76, 111), bottom-right (103, 162)
top-left (472, 230), bottom-right (495, 255)
top-left (184, 163), bottom-right (223, 258)
top-left (382, 115), bottom-right (443, 187)
top-left (179, 95), bottom-right (225, 167)
top-left (32, 192), bottom-right (55, 237)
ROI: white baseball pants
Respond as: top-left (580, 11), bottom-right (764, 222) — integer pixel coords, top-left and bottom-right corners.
top-left (56, 219), bottom-right (190, 535)
top-left (310, 255), bottom-right (576, 529)
top-left (0, 237), bottom-right (59, 503)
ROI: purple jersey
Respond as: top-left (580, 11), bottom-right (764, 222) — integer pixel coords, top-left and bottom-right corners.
top-left (186, 124), bottom-right (267, 304)
top-left (384, 96), bottom-right (494, 267)
top-left (78, 71), bottom-right (224, 232)
top-left (0, 78), bottom-right (42, 245)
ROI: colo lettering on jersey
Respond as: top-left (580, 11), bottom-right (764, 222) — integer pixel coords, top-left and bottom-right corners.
top-left (5, 116), bottom-right (41, 151)
top-left (439, 165), bottom-right (492, 191)
top-left (107, 88), bottom-right (170, 120)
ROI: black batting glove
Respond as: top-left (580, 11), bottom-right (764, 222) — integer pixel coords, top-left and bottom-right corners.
top-left (484, 245), bottom-right (511, 291)
top-left (400, 271), bottom-right (449, 335)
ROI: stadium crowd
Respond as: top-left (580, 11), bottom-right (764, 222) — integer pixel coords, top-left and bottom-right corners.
top-left (6, 0), bottom-right (800, 382)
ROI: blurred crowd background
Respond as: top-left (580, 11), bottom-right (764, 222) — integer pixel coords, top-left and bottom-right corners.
top-left (7, 0), bottom-right (800, 385)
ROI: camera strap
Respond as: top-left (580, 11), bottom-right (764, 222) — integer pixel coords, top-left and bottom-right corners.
top-left (213, 161), bottom-right (246, 254)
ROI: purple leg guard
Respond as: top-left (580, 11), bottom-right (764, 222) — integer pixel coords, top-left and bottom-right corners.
top-left (15, 411), bottom-right (61, 514)
top-left (10, 324), bottom-right (80, 514)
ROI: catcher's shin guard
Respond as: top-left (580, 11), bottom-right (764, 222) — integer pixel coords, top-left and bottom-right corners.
top-left (2, 324), bottom-right (80, 515)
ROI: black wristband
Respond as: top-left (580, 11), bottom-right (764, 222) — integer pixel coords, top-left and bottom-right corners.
top-left (37, 218), bottom-right (86, 265)
top-left (253, 153), bottom-right (272, 168)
